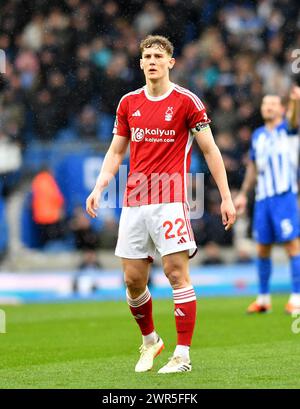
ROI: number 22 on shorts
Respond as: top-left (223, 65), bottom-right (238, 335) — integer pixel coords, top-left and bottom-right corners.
top-left (163, 218), bottom-right (187, 240)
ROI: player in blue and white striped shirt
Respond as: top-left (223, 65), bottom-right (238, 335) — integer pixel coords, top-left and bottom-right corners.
top-left (235, 86), bottom-right (300, 314)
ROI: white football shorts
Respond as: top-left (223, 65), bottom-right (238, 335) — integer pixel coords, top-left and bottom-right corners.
top-left (115, 202), bottom-right (197, 260)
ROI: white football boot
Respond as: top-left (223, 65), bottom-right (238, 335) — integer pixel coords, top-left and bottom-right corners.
top-left (158, 356), bottom-right (192, 374)
top-left (135, 337), bottom-right (164, 372)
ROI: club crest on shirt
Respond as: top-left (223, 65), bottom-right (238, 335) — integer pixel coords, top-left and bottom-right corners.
top-left (165, 106), bottom-right (173, 121)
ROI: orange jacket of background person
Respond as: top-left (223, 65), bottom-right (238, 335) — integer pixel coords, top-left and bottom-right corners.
top-left (32, 171), bottom-right (65, 225)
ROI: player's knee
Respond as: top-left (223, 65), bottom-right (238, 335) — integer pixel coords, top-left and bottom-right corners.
top-left (258, 249), bottom-right (270, 258)
top-left (124, 273), bottom-right (146, 293)
top-left (163, 265), bottom-right (186, 288)
top-left (257, 244), bottom-right (272, 258)
top-left (284, 239), bottom-right (300, 257)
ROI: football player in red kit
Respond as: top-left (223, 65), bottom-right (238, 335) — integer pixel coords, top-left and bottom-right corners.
top-left (86, 35), bottom-right (236, 373)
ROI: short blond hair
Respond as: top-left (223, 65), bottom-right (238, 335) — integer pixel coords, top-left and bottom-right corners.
top-left (140, 35), bottom-right (174, 56)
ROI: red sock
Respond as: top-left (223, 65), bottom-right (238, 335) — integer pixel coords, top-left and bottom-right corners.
top-left (127, 287), bottom-right (154, 336)
top-left (173, 286), bottom-right (197, 346)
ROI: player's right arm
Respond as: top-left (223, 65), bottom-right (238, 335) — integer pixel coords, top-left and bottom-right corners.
top-left (86, 134), bottom-right (129, 218)
top-left (234, 159), bottom-right (257, 216)
top-left (87, 94), bottom-right (131, 218)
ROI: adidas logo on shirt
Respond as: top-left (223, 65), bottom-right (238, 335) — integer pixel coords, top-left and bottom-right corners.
top-left (177, 237), bottom-right (187, 244)
top-left (132, 110), bottom-right (141, 117)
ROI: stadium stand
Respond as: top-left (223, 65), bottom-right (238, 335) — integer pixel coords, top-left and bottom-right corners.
top-left (0, 182), bottom-right (9, 259)
top-left (0, 0), bottom-right (299, 267)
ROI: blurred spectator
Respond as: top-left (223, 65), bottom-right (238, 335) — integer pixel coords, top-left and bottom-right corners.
top-left (91, 37), bottom-right (112, 69)
top-left (69, 206), bottom-right (101, 269)
top-left (213, 94), bottom-right (238, 133)
top-left (71, 62), bottom-right (97, 113)
top-left (235, 239), bottom-right (253, 264)
top-left (31, 88), bottom-right (62, 140)
top-left (202, 242), bottom-right (224, 265)
top-left (134, 2), bottom-right (165, 37)
top-left (93, 0), bottom-right (120, 41)
top-left (79, 250), bottom-right (101, 270)
top-left (0, 87), bottom-right (25, 141)
top-left (99, 53), bottom-right (131, 115)
top-left (39, 46), bottom-right (60, 81)
top-left (70, 206), bottom-right (100, 251)
top-left (192, 189), bottom-right (233, 264)
top-left (31, 167), bottom-right (66, 247)
top-left (77, 105), bottom-right (99, 140)
top-left (162, 0), bottom-right (196, 52)
top-left (215, 132), bottom-right (241, 189)
top-left (15, 49), bottom-right (40, 91)
top-left (21, 13), bottom-right (45, 51)
top-left (47, 69), bottom-right (70, 128)
top-left (0, 130), bottom-right (22, 196)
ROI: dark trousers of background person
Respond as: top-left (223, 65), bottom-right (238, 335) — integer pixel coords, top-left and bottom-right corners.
top-left (37, 221), bottom-right (65, 247)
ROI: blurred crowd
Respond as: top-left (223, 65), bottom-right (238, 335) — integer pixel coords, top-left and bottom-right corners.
top-left (0, 0), bottom-right (300, 263)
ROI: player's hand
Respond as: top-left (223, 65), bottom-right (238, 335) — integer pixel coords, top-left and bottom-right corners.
top-left (86, 187), bottom-right (102, 218)
top-left (220, 197), bottom-right (236, 231)
top-left (234, 192), bottom-right (248, 216)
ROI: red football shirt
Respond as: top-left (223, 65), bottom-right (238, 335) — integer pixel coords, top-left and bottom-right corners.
top-left (113, 83), bottom-right (210, 206)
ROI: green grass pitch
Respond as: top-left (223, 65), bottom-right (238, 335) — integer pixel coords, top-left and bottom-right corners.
top-left (0, 295), bottom-right (300, 389)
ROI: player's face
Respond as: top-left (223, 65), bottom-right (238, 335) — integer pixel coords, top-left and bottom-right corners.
top-left (140, 46), bottom-right (175, 81)
top-left (261, 95), bottom-right (285, 121)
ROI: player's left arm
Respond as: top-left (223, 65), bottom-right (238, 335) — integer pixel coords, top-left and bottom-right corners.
top-left (194, 125), bottom-right (236, 231)
top-left (286, 85), bottom-right (300, 130)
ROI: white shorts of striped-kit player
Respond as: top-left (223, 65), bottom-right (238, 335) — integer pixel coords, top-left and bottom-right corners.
top-left (115, 202), bottom-right (197, 260)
